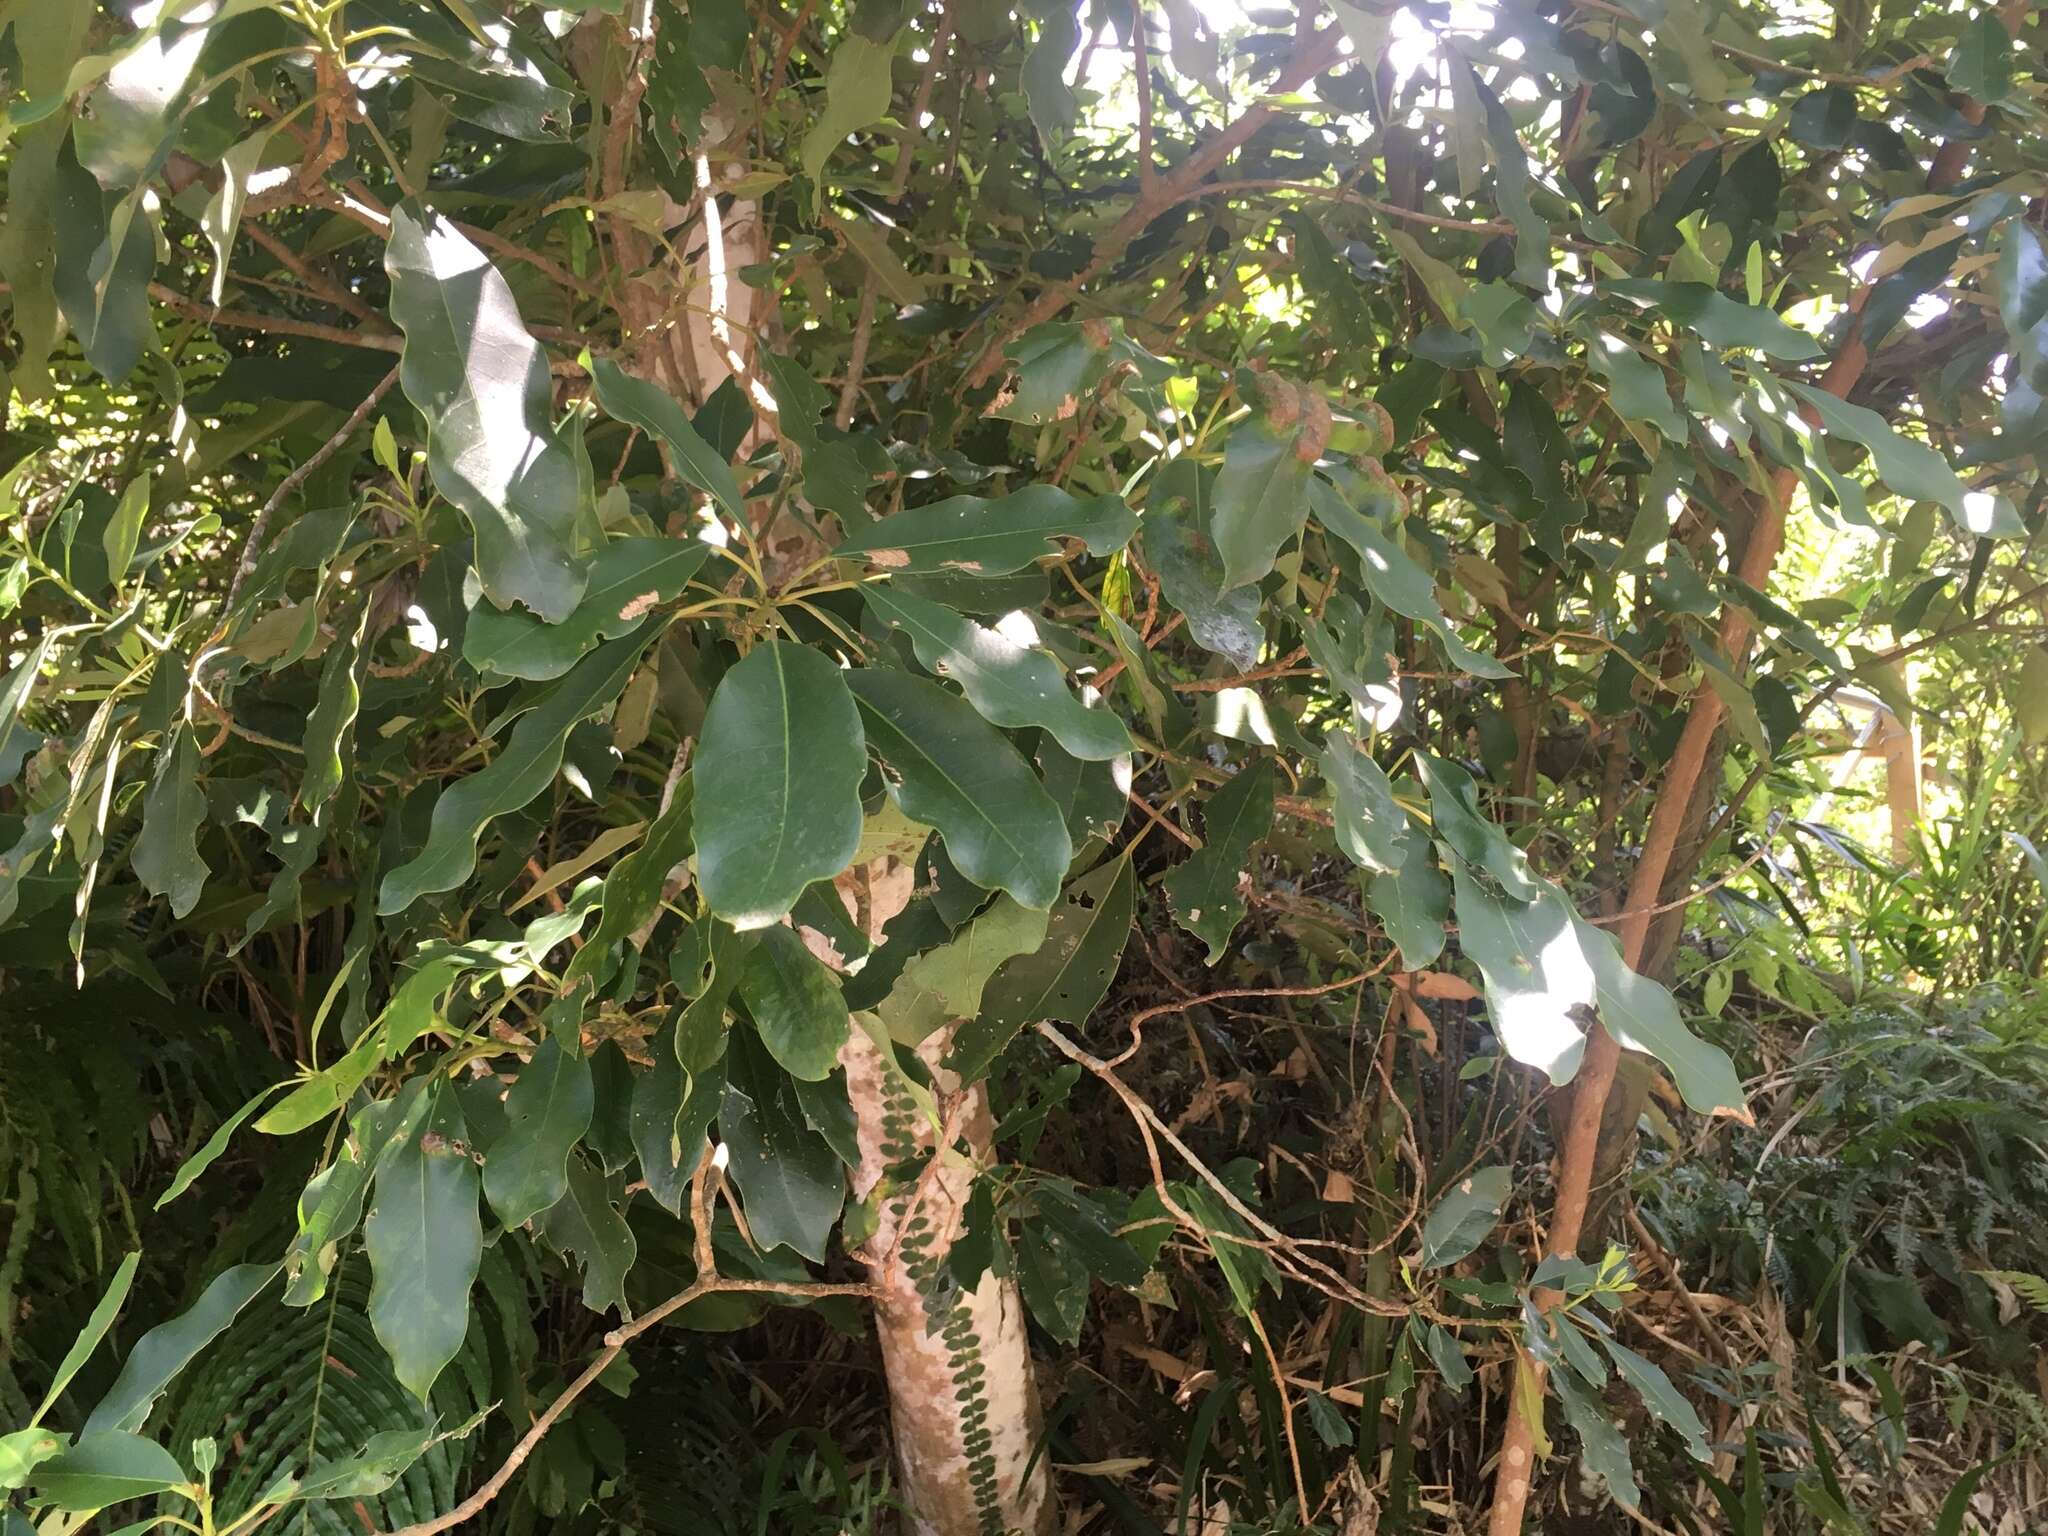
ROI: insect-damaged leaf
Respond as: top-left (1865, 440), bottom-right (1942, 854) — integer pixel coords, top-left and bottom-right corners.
top-left (385, 200), bottom-right (593, 623)
top-left (718, 1028), bottom-right (844, 1261)
top-left (950, 855), bottom-right (1135, 1082)
top-left (537, 1153), bottom-right (637, 1315)
top-left (465, 537), bottom-right (710, 681)
top-left (875, 894), bottom-right (1050, 1045)
top-left (366, 1091), bottom-right (482, 1400)
top-left (1211, 381), bottom-right (1322, 591)
top-left (696, 641), bottom-right (866, 929)
top-left (836, 484), bottom-right (1137, 575)
top-left (379, 634), bottom-right (645, 913)
top-left (1161, 760), bottom-right (1275, 963)
top-left (482, 1035), bottom-right (595, 1229)
top-left (848, 667), bottom-right (1072, 911)
top-left (863, 584), bottom-right (1133, 760)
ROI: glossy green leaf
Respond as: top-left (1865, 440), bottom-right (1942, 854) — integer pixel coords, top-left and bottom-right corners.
top-left (1786, 381), bottom-right (2018, 538)
top-left (34, 1432), bottom-right (188, 1511)
top-left (1449, 863), bottom-right (1590, 1083)
top-left (1601, 1337), bottom-right (1711, 1461)
top-left (83, 1263), bottom-right (280, 1436)
top-left (950, 855), bottom-right (1135, 1081)
top-left (1422, 1321), bottom-right (1474, 1392)
top-left (300, 608), bottom-right (366, 817)
top-left (1556, 1367), bottom-right (1642, 1507)
top-left (1161, 760), bottom-right (1275, 962)
top-left (1365, 816), bottom-right (1450, 969)
top-left (101, 471), bottom-right (148, 584)
top-left (876, 894), bottom-right (1050, 1045)
top-left (1417, 752), bottom-right (1538, 897)
top-left (1323, 730), bottom-right (1408, 875)
top-left (385, 200), bottom-right (592, 623)
top-left (563, 783), bottom-right (694, 993)
top-left (1419, 1165), bottom-right (1512, 1268)
top-left (465, 537), bottom-right (709, 681)
top-left (52, 138), bottom-right (156, 384)
top-left (366, 1093), bottom-right (483, 1399)
top-left (34, 1251), bottom-right (140, 1421)
top-left (1570, 911), bottom-right (1747, 1118)
top-left (800, 30), bottom-right (897, 211)
top-left (837, 485), bottom-right (1138, 575)
top-left (1021, 0), bottom-right (1081, 146)
top-left (132, 725), bottom-right (209, 919)
top-left (848, 667), bottom-right (1072, 910)
top-left (718, 1028), bottom-right (844, 1261)
top-left (154, 1086), bottom-right (284, 1210)
top-left (863, 584), bottom-right (1134, 760)
top-left (696, 641), bottom-right (866, 929)
top-left (283, 1084), bottom-right (434, 1307)
top-left (379, 634), bottom-right (645, 913)
top-left (1947, 11), bottom-right (2012, 102)
top-left (1211, 408), bottom-right (1314, 591)
top-left (200, 127), bottom-right (274, 306)
top-left (631, 1022), bottom-right (726, 1217)
top-left (588, 355), bottom-right (745, 520)
top-left (738, 926), bottom-right (850, 1081)
top-left (537, 1153), bottom-right (638, 1314)
top-left (1144, 473), bottom-right (1265, 671)
top-left (0, 1428), bottom-right (64, 1493)
top-left (483, 1036), bottom-right (595, 1228)
top-left (1581, 328), bottom-right (1686, 441)
top-left (1603, 279), bottom-right (1824, 360)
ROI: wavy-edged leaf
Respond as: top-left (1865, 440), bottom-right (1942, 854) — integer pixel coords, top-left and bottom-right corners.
top-left (482, 1036), bottom-right (594, 1228)
top-left (1786, 380), bottom-right (2019, 537)
top-left (738, 926), bottom-right (849, 1081)
top-left (1603, 278), bottom-right (1824, 360)
top-left (563, 782), bottom-right (694, 993)
top-left (837, 484), bottom-right (1137, 575)
top-left (950, 855), bottom-right (1134, 1081)
top-left (1160, 760), bottom-right (1275, 962)
top-left (34, 1251), bottom-right (140, 1421)
top-left (1601, 1337), bottom-right (1711, 1461)
top-left (1323, 729), bottom-right (1408, 874)
top-left (1556, 1368), bottom-right (1642, 1507)
top-left (587, 356), bottom-right (745, 522)
top-left (799, 30), bottom-right (897, 213)
top-left (537, 1153), bottom-right (637, 1315)
top-left (630, 1019), bottom-right (727, 1216)
top-left (1417, 751), bottom-right (1539, 898)
top-left (1144, 470), bottom-right (1265, 671)
top-left (464, 537), bottom-right (708, 681)
top-left (83, 1264), bottom-right (280, 1436)
top-left (848, 667), bottom-right (1071, 909)
top-left (385, 200), bottom-right (591, 623)
top-left (864, 584), bottom-right (1133, 760)
top-left (696, 641), bottom-right (866, 929)
top-left (717, 1028), bottom-right (843, 1261)
top-left (875, 894), bottom-right (1050, 1045)
top-left (1449, 863), bottom-right (1590, 1084)
top-left (379, 634), bottom-right (644, 913)
top-left (1365, 817), bottom-right (1450, 970)
top-left (366, 1093), bottom-right (482, 1400)
top-left (301, 607), bottom-right (367, 816)
top-left (1212, 407), bottom-right (1314, 590)
top-left (132, 725), bottom-right (209, 919)
top-left (1572, 911), bottom-right (1748, 1118)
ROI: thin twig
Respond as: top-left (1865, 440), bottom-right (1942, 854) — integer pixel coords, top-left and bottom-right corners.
top-left (223, 365), bottom-right (400, 612)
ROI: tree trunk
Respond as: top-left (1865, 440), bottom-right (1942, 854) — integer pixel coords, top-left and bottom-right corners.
top-left (842, 1026), bottom-right (1056, 1536)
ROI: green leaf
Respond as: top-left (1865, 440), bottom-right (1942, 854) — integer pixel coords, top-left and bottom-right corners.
top-left (1570, 911), bottom-right (1747, 1118)
top-left (587, 356), bottom-right (745, 524)
top-left (836, 485), bottom-right (1138, 575)
top-left (799, 30), bottom-right (896, 212)
top-left (718, 1028), bottom-right (844, 1261)
top-left (950, 855), bottom-right (1135, 1081)
top-left (1365, 817), bottom-right (1450, 970)
top-left (1143, 468), bottom-right (1265, 671)
top-left (989, 322), bottom-right (1108, 424)
top-left (200, 127), bottom-right (274, 306)
top-left (283, 1085), bottom-right (433, 1307)
top-left (1160, 760), bottom-right (1275, 962)
top-left (300, 608), bottom-right (367, 817)
top-left (696, 641), bottom-right (866, 929)
top-left (875, 894), bottom-right (1050, 1045)
top-left (1422, 1321), bottom-right (1474, 1392)
top-left (464, 537), bottom-right (708, 681)
top-left (863, 585), bottom-right (1134, 760)
top-left (1449, 864), bottom-right (1590, 1083)
top-left (0, 1428), bottom-right (65, 1493)
top-left (155, 1085), bottom-right (285, 1210)
top-left (1785, 381), bottom-right (2019, 538)
top-left (1556, 1368), bottom-right (1642, 1508)
top-left (1184, 1181), bottom-right (1277, 1314)
top-left (631, 1018), bottom-right (726, 1217)
top-left (1603, 279), bottom-right (1824, 360)
top-left (289, 1426), bottom-right (436, 1503)
top-left (33, 1432), bottom-right (188, 1511)
top-left (563, 782), bottom-right (695, 993)
top-left (537, 1153), bottom-right (638, 1314)
top-left (1947, 11), bottom-right (2012, 103)
top-left (1211, 406), bottom-right (1314, 591)
top-left (1601, 1337), bottom-right (1711, 1461)
top-left (848, 667), bottom-right (1072, 910)
top-left (132, 725), bottom-right (210, 919)
top-left (379, 633), bottom-right (645, 913)
top-left (1323, 729), bottom-right (1409, 875)
top-left (52, 138), bottom-right (156, 385)
top-left (1015, 1220), bottom-right (1089, 1344)
top-left (385, 200), bottom-right (592, 623)
top-left (366, 1092), bottom-right (483, 1400)
top-left (738, 926), bottom-right (850, 1081)
top-left (101, 471), bottom-right (148, 584)
top-left (1417, 752), bottom-right (1539, 898)
top-left (83, 1263), bottom-right (280, 1436)
top-left (483, 1035), bottom-right (595, 1228)
top-left (34, 1250), bottom-right (140, 1422)
top-left (1581, 328), bottom-right (1687, 441)
top-left (1021, 0), bottom-right (1081, 146)
top-left (1419, 1165), bottom-right (1512, 1267)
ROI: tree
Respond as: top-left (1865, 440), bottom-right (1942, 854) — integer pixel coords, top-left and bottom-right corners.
top-left (1, 0), bottom-right (2043, 1532)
